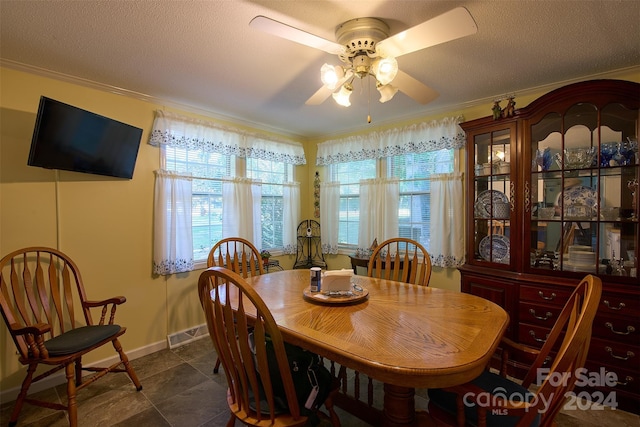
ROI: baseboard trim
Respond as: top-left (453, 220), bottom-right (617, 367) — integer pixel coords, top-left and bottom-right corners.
top-left (0, 340), bottom-right (167, 405)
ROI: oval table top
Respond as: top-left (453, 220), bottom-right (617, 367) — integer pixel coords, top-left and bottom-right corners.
top-left (246, 269), bottom-right (509, 389)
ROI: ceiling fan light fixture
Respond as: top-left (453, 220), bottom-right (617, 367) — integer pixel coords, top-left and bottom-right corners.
top-left (332, 83), bottom-right (353, 107)
top-left (372, 56), bottom-right (398, 85)
top-left (351, 53), bottom-right (372, 79)
top-left (377, 82), bottom-right (398, 103)
top-left (320, 63), bottom-right (344, 90)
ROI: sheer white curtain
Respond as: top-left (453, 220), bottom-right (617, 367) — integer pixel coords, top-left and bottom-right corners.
top-left (316, 117), bottom-right (465, 165)
top-left (430, 172), bottom-right (465, 267)
top-left (283, 181), bottom-right (300, 254)
top-left (320, 181), bottom-right (340, 254)
top-left (358, 178), bottom-right (399, 252)
top-left (150, 110), bottom-right (306, 165)
top-left (153, 170), bottom-right (194, 275)
top-left (222, 178), bottom-right (262, 245)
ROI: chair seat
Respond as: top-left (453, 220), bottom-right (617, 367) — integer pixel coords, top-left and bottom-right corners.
top-left (428, 370), bottom-right (541, 427)
top-left (44, 325), bottom-right (122, 356)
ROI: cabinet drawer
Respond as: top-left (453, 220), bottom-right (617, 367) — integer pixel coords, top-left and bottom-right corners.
top-left (582, 361), bottom-right (640, 397)
top-left (599, 293), bottom-right (640, 317)
top-left (588, 337), bottom-right (640, 373)
top-left (592, 312), bottom-right (640, 344)
top-left (518, 323), bottom-right (553, 349)
top-left (520, 302), bottom-right (560, 327)
top-left (520, 284), bottom-right (572, 306)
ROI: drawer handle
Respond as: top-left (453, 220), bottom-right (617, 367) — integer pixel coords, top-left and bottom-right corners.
top-left (603, 300), bottom-right (625, 311)
top-left (529, 309), bottom-right (553, 321)
top-left (605, 347), bottom-right (635, 361)
top-left (604, 370), bottom-right (634, 386)
top-left (529, 330), bottom-right (548, 343)
top-left (617, 376), bottom-right (634, 386)
top-left (537, 291), bottom-right (556, 301)
top-left (605, 322), bottom-right (636, 335)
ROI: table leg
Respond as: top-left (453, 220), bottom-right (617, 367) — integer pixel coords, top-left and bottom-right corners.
top-left (382, 384), bottom-right (433, 427)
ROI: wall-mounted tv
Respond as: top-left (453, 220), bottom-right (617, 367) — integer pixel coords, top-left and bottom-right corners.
top-left (27, 97), bottom-right (143, 179)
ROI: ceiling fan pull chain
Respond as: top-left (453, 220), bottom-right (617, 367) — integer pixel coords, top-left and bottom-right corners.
top-left (367, 77), bottom-right (372, 124)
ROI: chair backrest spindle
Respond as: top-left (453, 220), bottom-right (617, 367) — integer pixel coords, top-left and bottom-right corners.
top-left (367, 237), bottom-right (432, 286)
top-left (208, 237), bottom-right (264, 278)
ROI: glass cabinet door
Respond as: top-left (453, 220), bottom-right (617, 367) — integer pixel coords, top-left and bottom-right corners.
top-left (528, 102), bottom-right (638, 279)
top-left (471, 124), bottom-right (515, 267)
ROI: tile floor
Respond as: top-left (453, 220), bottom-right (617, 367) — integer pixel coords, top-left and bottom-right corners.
top-left (1, 337), bottom-right (638, 426)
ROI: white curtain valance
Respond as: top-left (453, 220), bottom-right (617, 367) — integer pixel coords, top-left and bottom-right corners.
top-left (316, 117), bottom-right (465, 165)
top-left (149, 110), bottom-right (307, 165)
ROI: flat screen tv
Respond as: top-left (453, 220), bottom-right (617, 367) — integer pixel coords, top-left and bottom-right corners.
top-left (27, 97), bottom-right (143, 179)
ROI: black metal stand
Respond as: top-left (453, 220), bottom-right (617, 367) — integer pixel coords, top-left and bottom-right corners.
top-left (293, 219), bottom-right (326, 269)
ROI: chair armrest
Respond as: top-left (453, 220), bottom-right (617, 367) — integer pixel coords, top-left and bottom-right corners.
top-left (12, 322), bottom-right (51, 336)
top-left (84, 296), bottom-right (126, 307)
top-left (12, 322), bottom-right (51, 359)
top-left (498, 337), bottom-right (540, 377)
top-left (84, 296), bottom-right (127, 325)
top-left (501, 337), bottom-right (539, 356)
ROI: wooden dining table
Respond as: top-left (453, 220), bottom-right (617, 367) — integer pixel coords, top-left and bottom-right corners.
top-left (244, 269), bottom-right (509, 427)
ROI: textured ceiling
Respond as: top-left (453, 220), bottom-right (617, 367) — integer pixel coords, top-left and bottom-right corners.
top-left (1, 0), bottom-right (639, 140)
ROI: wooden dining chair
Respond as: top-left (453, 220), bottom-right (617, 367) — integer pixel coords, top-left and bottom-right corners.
top-left (198, 266), bottom-right (340, 427)
top-left (207, 237), bottom-right (265, 279)
top-left (427, 274), bottom-right (602, 427)
top-left (367, 237), bottom-right (432, 286)
top-left (331, 238), bottom-right (432, 418)
top-left (0, 247), bottom-right (142, 427)
top-left (207, 237), bottom-right (265, 373)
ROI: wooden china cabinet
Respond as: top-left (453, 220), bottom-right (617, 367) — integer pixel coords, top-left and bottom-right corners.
top-left (459, 79), bottom-right (640, 413)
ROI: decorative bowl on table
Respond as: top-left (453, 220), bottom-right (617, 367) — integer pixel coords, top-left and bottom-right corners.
top-left (554, 147), bottom-right (597, 169)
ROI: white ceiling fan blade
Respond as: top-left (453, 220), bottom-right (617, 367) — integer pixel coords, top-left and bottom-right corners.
top-left (376, 7), bottom-right (477, 58)
top-left (305, 86), bottom-right (335, 105)
top-left (392, 70), bottom-right (439, 105)
top-left (250, 15), bottom-right (345, 55)
top-left (305, 70), bottom-right (353, 105)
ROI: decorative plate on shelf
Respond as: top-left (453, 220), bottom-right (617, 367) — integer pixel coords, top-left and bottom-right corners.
top-left (474, 190), bottom-right (509, 218)
top-left (479, 235), bottom-right (510, 263)
top-left (562, 185), bottom-right (597, 218)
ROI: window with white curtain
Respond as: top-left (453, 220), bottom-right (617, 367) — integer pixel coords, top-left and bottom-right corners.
top-left (331, 159), bottom-right (376, 245)
top-left (329, 150), bottom-right (453, 251)
top-left (162, 147), bottom-right (293, 260)
top-left (163, 145), bottom-right (232, 261)
top-left (246, 157), bottom-right (294, 251)
top-left (151, 110), bottom-right (305, 271)
top-left (318, 117), bottom-right (465, 266)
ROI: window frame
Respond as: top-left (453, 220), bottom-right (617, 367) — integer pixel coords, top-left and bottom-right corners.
top-left (329, 149), bottom-right (455, 253)
top-left (162, 146), bottom-right (294, 264)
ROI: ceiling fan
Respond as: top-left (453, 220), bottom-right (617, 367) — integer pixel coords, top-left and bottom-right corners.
top-left (249, 7), bottom-right (477, 108)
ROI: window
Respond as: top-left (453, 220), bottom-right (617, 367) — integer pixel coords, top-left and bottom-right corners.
top-left (330, 149), bottom-right (454, 251)
top-left (246, 158), bottom-right (294, 251)
top-left (163, 146), bottom-right (292, 261)
top-left (331, 159), bottom-right (376, 245)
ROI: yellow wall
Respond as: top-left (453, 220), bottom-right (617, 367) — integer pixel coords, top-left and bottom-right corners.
top-left (1, 65), bottom-right (638, 395)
